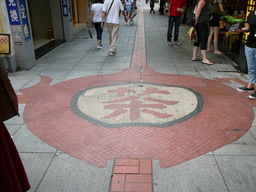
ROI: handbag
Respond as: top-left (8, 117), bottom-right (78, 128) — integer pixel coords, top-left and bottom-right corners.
top-left (210, 3), bottom-right (224, 18)
top-left (187, 26), bottom-right (197, 42)
top-left (88, 29), bottom-right (93, 38)
top-left (186, 12), bottom-right (195, 26)
top-left (186, 1), bottom-right (198, 26)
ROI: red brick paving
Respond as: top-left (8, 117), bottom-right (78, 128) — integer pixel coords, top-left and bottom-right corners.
top-left (131, 9), bottom-right (146, 68)
top-left (110, 159), bottom-right (152, 192)
top-left (21, 70), bottom-right (254, 168)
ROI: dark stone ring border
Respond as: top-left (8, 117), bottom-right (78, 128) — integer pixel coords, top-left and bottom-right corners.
top-left (71, 82), bottom-right (204, 128)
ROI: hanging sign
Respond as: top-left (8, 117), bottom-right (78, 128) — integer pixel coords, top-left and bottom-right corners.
top-left (19, 0), bottom-right (31, 41)
top-left (62, 0), bottom-right (68, 17)
top-left (0, 34), bottom-right (11, 54)
top-left (6, 0), bottom-right (21, 25)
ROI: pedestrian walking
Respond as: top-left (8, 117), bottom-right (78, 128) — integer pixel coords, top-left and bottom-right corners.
top-left (125, 0), bottom-right (134, 25)
top-left (167, 0), bottom-right (187, 45)
top-left (102, 0), bottom-right (128, 56)
top-left (150, 0), bottom-right (155, 14)
top-left (236, 9), bottom-right (256, 99)
top-left (89, 0), bottom-right (104, 50)
top-left (207, 0), bottom-right (225, 54)
top-left (191, 0), bottom-right (213, 65)
top-left (0, 65), bottom-right (30, 192)
top-left (159, 0), bottom-right (165, 14)
top-left (131, 0), bottom-right (138, 23)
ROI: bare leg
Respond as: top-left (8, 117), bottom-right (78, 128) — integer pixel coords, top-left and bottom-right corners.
top-left (201, 50), bottom-right (213, 64)
top-left (207, 27), bottom-right (214, 51)
top-left (213, 26), bottom-right (223, 54)
top-left (192, 46), bottom-right (199, 60)
top-left (247, 83), bottom-right (254, 89)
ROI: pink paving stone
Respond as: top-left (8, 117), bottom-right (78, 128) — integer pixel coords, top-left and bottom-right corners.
top-left (126, 175), bottom-right (152, 183)
top-left (139, 159), bottom-right (152, 174)
top-left (115, 159), bottom-right (140, 166)
top-left (110, 174), bottom-right (125, 192)
top-left (114, 166), bottom-right (139, 174)
top-left (17, 95), bottom-right (29, 103)
top-left (124, 183), bottom-right (153, 192)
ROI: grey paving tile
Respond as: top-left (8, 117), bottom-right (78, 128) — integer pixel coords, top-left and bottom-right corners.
top-left (6, 124), bottom-right (22, 136)
top-left (215, 156), bottom-right (256, 192)
top-left (51, 57), bottom-right (82, 65)
top-left (64, 70), bottom-right (100, 80)
top-left (39, 70), bottom-right (70, 81)
top-left (101, 61), bottom-right (131, 70)
top-left (99, 69), bottom-right (124, 75)
top-left (233, 131), bottom-right (256, 144)
top-left (73, 62), bottom-right (104, 70)
top-left (213, 143), bottom-right (256, 156)
top-left (37, 154), bottom-right (114, 192)
top-left (12, 125), bottom-right (56, 153)
top-left (249, 126), bottom-right (256, 138)
top-left (80, 56), bottom-right (107, 63)
top-left (46, 63), bottom-right (77, 71)
top-left (20, 153), bottom-right (55, 192)
top-left (153, 155), bottom-right (228, 192)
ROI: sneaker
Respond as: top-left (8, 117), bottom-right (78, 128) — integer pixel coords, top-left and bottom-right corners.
top-left (249, 93), bottom-right (256, 100)
top-left (109, 51), bottom-right (115, 56)
top-left (130, 21), bottom-right (134, 25)
top-left (237, 86), bottom-right (254, 93)
top-left (125, 22), bottom-right (129, 26)
top-left (97, 45), bottom-right (102, 50)
top-left (167, 41), bottom-right (174, 46)
top-left (174, 41), bottom-right (182, 45)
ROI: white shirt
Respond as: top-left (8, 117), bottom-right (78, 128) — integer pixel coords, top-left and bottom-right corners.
top-left (125, 0), bottom-right (133, 6)
top-left (103, 0), bottom-right (124, 24)
top-left (91, 3), bottom-right (103, 23)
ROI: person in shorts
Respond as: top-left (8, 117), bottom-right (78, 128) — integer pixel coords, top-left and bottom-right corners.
top-left (125, 0), bottom-right (134, 25)
top-left (207, 0), bottom-right (225, 54)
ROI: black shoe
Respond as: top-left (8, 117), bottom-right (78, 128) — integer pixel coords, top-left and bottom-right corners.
top-left (237, 86), bottom-right (254, 93)
top-left (249, 93), bottom-right (256, 100)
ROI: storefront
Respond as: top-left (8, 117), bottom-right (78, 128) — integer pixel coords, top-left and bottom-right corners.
top-left (187, 0), bottom-right (255, 73)
top-left (0, 0), bottom-right (76, 72)
top-left (218, 0), bottom-right (248, 73)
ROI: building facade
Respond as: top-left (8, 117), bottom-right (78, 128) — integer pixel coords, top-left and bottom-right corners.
top-left (0, 0), bottom-right (90, 72)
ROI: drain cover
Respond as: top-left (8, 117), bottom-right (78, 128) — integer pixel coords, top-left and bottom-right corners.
top-left (212, 64), bottom-right (237, 72)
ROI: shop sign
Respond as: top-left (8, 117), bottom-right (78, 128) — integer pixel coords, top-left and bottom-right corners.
top-left (19, 0), bottom-right (31, 41)
top-left (0, 34), bottom-right (11, 54)
top-left (243, 0), bottom-right (256, 42)
top-left (62, 0), bottom-right (69, 17)
top-left (6, 0), bottom-right (21, 25)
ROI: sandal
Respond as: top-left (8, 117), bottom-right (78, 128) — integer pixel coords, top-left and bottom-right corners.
top-left (192, 58), bottom-right (202, 61)
top-left (214, 51), bottom-right (223, 55)
top-left (202, 60), bottom-right (213, 65)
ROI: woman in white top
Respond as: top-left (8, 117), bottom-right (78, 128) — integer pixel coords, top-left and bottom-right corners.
top-left (125, 0), bottom-right (134, 25)
top-left (90, 0), bottom-right (104, 49)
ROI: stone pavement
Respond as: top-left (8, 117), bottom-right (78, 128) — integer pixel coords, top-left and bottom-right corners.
top-left (4, 1), bottom-right (256, 192)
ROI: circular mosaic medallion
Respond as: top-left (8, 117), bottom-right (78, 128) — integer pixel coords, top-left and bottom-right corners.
top-left (72, 82), bottom-right (203, 128)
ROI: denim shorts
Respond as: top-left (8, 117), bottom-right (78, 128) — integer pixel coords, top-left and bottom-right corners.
top-left (126, 5), bottom-right (132, 12)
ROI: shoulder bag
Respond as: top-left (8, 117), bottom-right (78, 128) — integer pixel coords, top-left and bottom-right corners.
top-left (210, 3), bottom-right (224, 18)
top-left (186, 1), bottom-right (199, 26)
